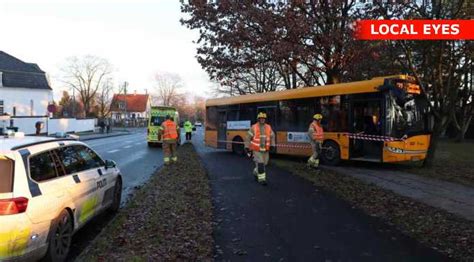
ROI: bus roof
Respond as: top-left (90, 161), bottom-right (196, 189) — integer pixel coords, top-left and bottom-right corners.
top-left (206, 75), bottom-right (412, 107)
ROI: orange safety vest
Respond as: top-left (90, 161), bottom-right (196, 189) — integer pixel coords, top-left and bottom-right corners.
top-left (162, 120), bottom-right (178, 140)
top-left (311, 122), bottom-right (324, 141)
top-left (250, 123), bottom-right (272, 152)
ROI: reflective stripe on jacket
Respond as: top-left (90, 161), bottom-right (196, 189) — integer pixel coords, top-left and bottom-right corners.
top-left (250, 123), bottom-right (272, 151)
top-left (310, 122), bottom-right (324, 141)
top-left (161, 120), bottom-right (178, 140)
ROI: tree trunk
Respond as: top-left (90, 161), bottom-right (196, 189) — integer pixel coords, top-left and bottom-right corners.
top-left (455, 118), bottom-right (471, 143)
top-left (423, 120), bottom-right (443, 168)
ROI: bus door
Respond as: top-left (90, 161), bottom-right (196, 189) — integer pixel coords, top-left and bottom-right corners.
top-left (349, 98), bottom-right (384, 162)
top-left (217, 110), bottom-right (227, 149)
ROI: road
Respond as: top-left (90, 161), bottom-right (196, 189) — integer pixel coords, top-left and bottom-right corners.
top-left (86, 129), bottom-right (163, 200)
top-left (68, 128), bottom-right (165, 260)
top-left (192, 129), bottom-right (447, 261)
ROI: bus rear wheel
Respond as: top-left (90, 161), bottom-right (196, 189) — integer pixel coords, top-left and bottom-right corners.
top-left (321, 140), bottom-right (341, 166)
top-left (232, 136), bottom-right (245, 155)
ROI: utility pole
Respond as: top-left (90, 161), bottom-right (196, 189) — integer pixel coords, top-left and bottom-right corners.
top-left (122, 81), bottom-right (128, 127)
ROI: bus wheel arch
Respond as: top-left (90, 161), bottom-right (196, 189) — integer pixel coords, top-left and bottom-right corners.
top-left (232, 136), bottom-right (245, 155)
top-left (321, 140), bottom-right (341, 166)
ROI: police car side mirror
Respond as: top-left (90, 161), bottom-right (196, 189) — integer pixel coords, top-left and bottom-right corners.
top-left (105, 160), bottom-right (117, 169)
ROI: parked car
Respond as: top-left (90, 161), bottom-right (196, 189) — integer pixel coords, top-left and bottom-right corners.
top-left (0, 133), bottom-right (122, 261)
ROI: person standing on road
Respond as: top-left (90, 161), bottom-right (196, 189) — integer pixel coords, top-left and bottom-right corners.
top-left (160, 115), bottom-right (179, 165)
top-left (245, 112), bottom-right (275, 185)
top-left (183, 120), bottom-right (194, 142)
top-left (307, 114), bottom-right (324, 168)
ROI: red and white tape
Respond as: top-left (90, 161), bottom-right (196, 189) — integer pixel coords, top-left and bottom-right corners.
top-left (207, 133), bottom-right (404, 148)
top-left (346, 133), bottom-right (404, 142)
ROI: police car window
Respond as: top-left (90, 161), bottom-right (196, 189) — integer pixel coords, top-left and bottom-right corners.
top-left (57, 145), bottom-right (89, 175)
top-left (0, 157), bottom-right (14, 193)
top-left (76, 146), bottom-right (104, 169)
top-left (30, 151), bottom-right (58, 182)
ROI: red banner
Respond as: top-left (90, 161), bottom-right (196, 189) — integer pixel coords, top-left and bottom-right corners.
top-left (355, 20), bottom-right (474, 40)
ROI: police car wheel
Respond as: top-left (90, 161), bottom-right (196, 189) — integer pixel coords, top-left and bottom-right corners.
top-left (44, 210), bottom-right (73, 262)
top-left (109, 177), bottom-right (122, 213)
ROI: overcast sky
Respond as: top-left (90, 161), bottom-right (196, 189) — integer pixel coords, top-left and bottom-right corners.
top-left (0, 0), bottom-right (212, 99)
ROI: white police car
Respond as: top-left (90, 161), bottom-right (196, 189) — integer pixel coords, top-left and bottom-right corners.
top-left (0, 133), bottom-right (122, 261)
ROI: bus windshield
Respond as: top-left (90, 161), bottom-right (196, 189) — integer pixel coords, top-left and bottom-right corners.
top-left (386, 92), bottom-right (428, 138)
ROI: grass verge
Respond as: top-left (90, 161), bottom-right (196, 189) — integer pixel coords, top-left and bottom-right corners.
top-left (273, 158), bottom-right (474, 261)
top-left (401, 140), bottom-right (474, 187)
top-left (77, 143), bottom-right (213, 261)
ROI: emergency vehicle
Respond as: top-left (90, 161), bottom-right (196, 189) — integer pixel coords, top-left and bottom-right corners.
top-left (147, 106), bottom-right (180, 147)
top-left (0, 133), bottom-right (122, 261)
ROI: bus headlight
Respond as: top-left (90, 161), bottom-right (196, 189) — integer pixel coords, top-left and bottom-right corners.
top-left (386, 147), bottom-right (404, 154)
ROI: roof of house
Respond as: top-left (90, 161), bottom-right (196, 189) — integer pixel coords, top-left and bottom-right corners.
top-left (110, 94), bottom-right (150, 112)
top-left (0, 51), bottom-right (51, 90)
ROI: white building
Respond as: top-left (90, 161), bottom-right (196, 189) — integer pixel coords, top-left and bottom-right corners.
top-left (0, 51), bottom-right (53, 117)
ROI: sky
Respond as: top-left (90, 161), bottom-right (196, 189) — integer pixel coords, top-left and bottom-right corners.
top-left (0, 0), bottom-right (213, 100)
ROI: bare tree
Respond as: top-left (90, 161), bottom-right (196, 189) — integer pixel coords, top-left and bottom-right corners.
top-left (61, 55), bottom-right (113, 117)
top-left (95, 78), bottom-right (115, 118)
top-left (152, 72), bottom-right (184, 106)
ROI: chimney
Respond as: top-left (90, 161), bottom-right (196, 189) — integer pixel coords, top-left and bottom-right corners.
top-left (134, 90), bottom-right (137, 95)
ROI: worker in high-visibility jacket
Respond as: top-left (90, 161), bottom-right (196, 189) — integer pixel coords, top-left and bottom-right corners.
top-left (307, 113), bottom-right (324, 168)
top-left (245, 112), bottom-right (275, 185)
top-left (183, 120), bottom-right (194, 142)
top-left (160, 115), bottom-right (179, 164)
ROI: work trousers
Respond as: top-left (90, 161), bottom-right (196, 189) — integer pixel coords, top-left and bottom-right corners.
top-left (163, 140), bottom-right (177, 164)
top-left (253, 150), bottom-right (269, 172)
top-left (185, 132), bottom-right (192, 141)
top-left (308, 140), bottom-right (322, 167)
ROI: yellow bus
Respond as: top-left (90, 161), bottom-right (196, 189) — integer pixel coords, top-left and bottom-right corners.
top-left (147, 106), bottom-right (180, 147)
top-left (204, 75), bottom-right (431, 165)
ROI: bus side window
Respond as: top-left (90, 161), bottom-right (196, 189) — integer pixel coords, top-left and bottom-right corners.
top-left (206, 106), bottom-right (218, 130)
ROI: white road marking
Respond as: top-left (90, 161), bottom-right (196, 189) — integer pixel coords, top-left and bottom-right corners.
top-left (123, 145), bottom-right (132, 149)
top-left (107, 149), bottom-right (119, 153)
top-left (135, 142), bottom-right (144, 145)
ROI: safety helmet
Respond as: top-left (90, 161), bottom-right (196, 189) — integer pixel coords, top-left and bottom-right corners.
top-left (313, 114), bottom-right (323, 120)
top-left (257, 112), bottom-right (267, 119)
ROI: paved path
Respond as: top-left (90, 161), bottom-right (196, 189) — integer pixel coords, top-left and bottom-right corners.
top-left (325, 166), bottom-right (474, 221)
top-left (192, 129), bottom-right (446, 261)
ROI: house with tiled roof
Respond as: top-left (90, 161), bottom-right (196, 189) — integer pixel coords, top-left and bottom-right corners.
top-left (110, 93), bottom-right (151, 120)
top-left (0, 51), bottom-right (53, 117)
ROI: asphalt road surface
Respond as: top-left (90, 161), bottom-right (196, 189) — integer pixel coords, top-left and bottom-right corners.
top-left (86, 129), bottom-right (163, 201)
top-left (192, 129), bottom-right (447, 261)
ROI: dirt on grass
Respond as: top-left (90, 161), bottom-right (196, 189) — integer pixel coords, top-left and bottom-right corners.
top-left (273, 159), bottom-right (474, 261)
top-left (77, 143), bottom-right (214, 261)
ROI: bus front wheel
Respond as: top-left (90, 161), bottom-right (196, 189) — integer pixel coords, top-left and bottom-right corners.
top-left (321, 140), bottom-right (341, 166)
top-left (232, 136), bottom-right (245, 156)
